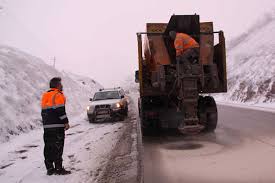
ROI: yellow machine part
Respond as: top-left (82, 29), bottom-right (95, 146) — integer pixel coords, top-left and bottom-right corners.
top-left (144, 35), bottom-right (171, 72)
top-left (200, 22), bottom-right (214, 65)
top-left (144, 23), bottom-right (171, 72)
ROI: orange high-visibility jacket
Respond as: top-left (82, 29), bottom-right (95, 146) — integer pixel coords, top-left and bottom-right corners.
top-left (174, 33), bottom-right (199, 56)
top-left (41, 88), bottom-right (68, 129)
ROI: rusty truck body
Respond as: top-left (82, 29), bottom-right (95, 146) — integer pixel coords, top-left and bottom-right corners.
top-left (135, 15), bottom-right (227, 134)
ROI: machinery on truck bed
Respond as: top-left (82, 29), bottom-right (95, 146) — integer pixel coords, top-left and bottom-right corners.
top-left (135, 15), bottom-right (227, 134)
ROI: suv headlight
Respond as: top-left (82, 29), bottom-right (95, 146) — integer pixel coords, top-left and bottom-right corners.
top-left (112, 103), bottom-right (121, 109)
top-left (116, 103), bottom-right (121, 108)
top-left (87, 106), bottom-right (95, 112)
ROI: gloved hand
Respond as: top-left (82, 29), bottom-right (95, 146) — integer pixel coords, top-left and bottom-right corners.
top-left (64, 123), bottom-right (70, 131)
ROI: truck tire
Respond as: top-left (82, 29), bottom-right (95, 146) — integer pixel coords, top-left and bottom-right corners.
top-left (139, 112), bottom-right (152, 136)
top-left (141, 120), bottom-right (153, 136)
top-left (140, 107), bottom-right (152, 136)
top-left (141, 116), bottom-right (159, 136)
top-left (138, 98), bottom-right (141, 117)
top-left (203, 96), bottom-right (218, 132)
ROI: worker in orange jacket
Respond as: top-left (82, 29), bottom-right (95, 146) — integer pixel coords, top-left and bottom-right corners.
top-left (169, 31), bottom-right (199, 64)
top-left (41, 77), bottom-right (71, 175)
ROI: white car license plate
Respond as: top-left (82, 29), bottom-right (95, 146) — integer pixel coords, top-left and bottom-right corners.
top-left (96, 114), bottom-right (110, 118)
top-left (97, 110), bottom-right (109, 115)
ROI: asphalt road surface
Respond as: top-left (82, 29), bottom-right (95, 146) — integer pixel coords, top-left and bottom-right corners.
top-left (143, 105), bottom-right (275, 183)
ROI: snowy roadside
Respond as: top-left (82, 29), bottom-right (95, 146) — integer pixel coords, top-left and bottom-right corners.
top-left (97, 92), bottom-right (143, 183)
top-left (215, 100), bottom-right (275, 114)
top-left (0, 113), bottom-right (126, 183)
top-left (0, 45), bottom-right (102, 143)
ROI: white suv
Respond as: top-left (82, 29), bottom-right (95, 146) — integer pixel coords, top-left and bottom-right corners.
top-left (87, 88), bottom-right (128, 123)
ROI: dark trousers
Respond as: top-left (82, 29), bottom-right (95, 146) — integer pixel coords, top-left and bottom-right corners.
top-left (43, 128), bottom-right (65, 170)
top-left (176, 48), bottom-right (199, 76)
top-left (176, 47), bottom-right (199, 64)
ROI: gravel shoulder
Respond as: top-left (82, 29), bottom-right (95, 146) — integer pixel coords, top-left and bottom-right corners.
top-left (98, 96), bottom-right (143, 183)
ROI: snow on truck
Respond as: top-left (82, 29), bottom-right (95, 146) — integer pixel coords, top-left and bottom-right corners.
top-left (135, 15), bottom-right (227, 134)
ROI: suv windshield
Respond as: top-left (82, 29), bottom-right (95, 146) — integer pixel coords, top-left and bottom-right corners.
top-left (93, 91), bottom-right (120, 101)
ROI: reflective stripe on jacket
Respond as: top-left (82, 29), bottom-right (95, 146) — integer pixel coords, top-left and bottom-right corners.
top-left (174, 33), bottom-right (199, 56)
top-left (41, 88), bottom-right (68, 128)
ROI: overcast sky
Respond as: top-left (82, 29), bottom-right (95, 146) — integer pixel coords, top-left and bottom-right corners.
top-left (0, 0), bottom-right (275, 86)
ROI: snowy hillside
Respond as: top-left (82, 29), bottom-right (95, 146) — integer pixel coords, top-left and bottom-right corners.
top-left (216, 12), bottom-right (275, 104)
top-left (0, 45), bottom-right (102, 142)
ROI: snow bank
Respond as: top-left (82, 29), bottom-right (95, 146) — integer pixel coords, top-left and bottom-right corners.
top-left (216, 11), bottom-right (275, 105)
top-left (0, 45), bottom-right (102, 142)
top-left (0, 114), bottom-right (125, 183)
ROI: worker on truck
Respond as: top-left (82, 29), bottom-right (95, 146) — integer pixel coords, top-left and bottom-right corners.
top-left (169, 31), bottom-right (199, 64)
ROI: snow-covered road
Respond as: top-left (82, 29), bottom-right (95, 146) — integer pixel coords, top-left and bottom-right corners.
top-left (0, 113), bottom-right (125, 183)
top-left (0, 93), bottom-right (143, 183)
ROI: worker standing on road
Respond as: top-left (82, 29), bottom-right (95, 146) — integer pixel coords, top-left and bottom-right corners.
top-left (41, 77), bottom-right (71, 175)
top-left (169, 31), bottom-right (199, 64)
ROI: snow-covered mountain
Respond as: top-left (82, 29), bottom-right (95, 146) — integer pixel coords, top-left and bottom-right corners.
top-left (0, 45), bottom-right (102, 142)
top-left (216, 12), bottom-right (275, 104)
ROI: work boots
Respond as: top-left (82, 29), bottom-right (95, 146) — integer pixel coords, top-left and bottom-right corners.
top-left (45, 160), bottom-right (55, 176)
top-left (54, 160), bottom-right (71, 175)
top-left (46, 167), bottom-right (71, 175)
top-left (47, 168), bottom-right (55, 176)
top-left (55, 167), bottom-right (71, 175)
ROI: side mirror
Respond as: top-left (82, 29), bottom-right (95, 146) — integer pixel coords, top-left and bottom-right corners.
top-left (89, 98), bottom-right (93, 101)
top-left (121, 95), bottom-right (125, 99)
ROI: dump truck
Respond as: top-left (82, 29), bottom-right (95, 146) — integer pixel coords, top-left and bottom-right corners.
top-left (135, 15), bottom-right (227, 134)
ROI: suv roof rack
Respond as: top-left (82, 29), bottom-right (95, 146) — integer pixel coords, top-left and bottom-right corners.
top-left (99, 87), bottom-right (121, 91)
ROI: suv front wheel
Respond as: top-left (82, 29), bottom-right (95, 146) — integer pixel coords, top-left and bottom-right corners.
top-left (88, 116), bottom-right (95, 123)
top-left (124, 105), bottom-right (128, 117)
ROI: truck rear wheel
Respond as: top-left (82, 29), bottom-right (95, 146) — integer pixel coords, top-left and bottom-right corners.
top-left (140, 110), bottom-right (156, 136)
top-left (199, 96), bottom-right (218, 132)
top-left (141, 115), bottom-right (160, 136)
top-left (139, 97), bottom-right (161, 136)
top-left (141, 126), bottom-right (151, 136)
top-left (204, 96), bottom-right (218, 132)
top-left (140, 111), bottom-right (151, 136)
top-left (141, 120), bottom-right (157, 136)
